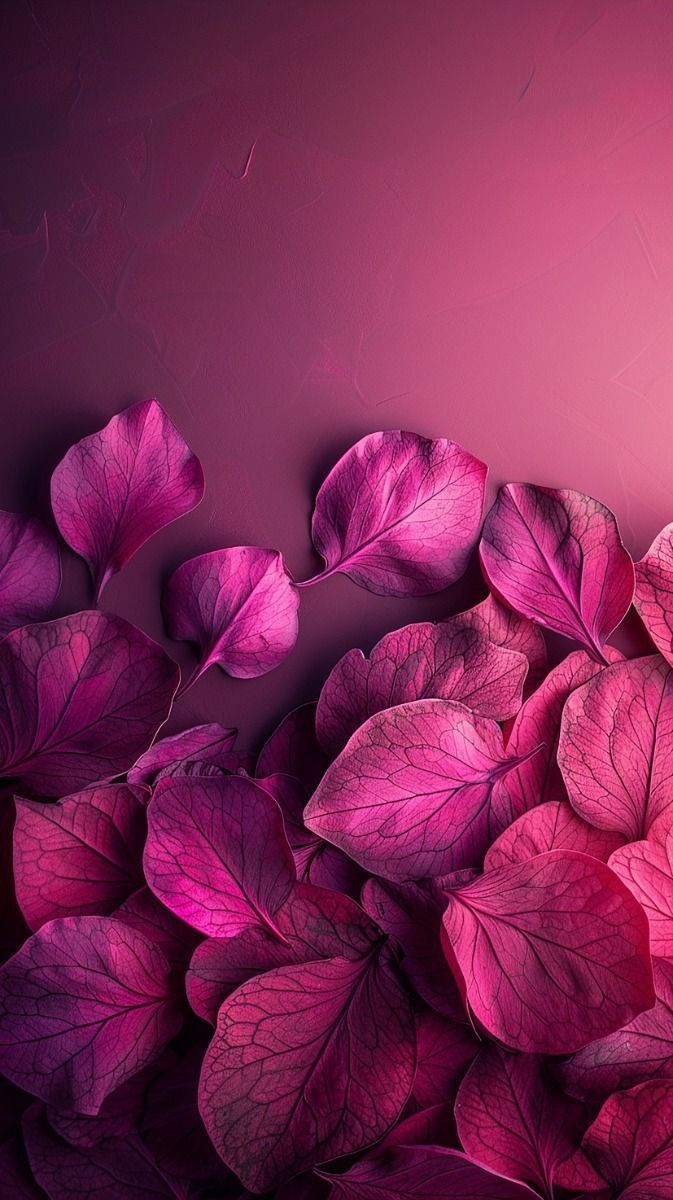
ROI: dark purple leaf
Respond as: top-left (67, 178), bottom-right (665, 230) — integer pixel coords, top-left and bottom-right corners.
top-left (322, 1145), bottom-right (539, 1198)
top-left (0, 510), bottom-right (60, 635)
top-left (256, 703), bottom-right (328, 791)
top-left (412, 1009), bottom-right (477, 1109)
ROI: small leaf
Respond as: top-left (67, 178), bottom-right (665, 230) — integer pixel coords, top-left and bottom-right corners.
top-left (635, 524), bottom-right (673, 665)
top-left (128, 722), bottom-right (239, 786)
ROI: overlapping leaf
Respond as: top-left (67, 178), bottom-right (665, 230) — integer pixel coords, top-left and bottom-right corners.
top-left (0, 511), bottom-right (60, 634)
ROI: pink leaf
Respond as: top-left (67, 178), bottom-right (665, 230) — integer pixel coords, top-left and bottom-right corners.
top-left (441, 851), bottom-right (654, 1054)
top-left (609, 829), bottom-right (673, 957)
top-left (305, 699), bottom-right (537, 881)
top-left (256, 702), bottom-right (328, 791)
top-left (0, 511), bottom-right (60, 635)
top-left (13, 783), bottom-right (147, 930)
top-left (485, 801), bottom-right (625, 871)
top-left (128, 722), bottom-right (238, 786)
top-left (480, 484), bottom-right (634, 658)
top-left (558, 655), bottom-right (673, 839)
top-left (451, 594), bottom-right (547, 689)
top-left (455, 1043), bottom-right (589, 1198)
top-left (316, 619), bottom-right (528, 757)
top-left (322, 1145), bottom-right (539, 1199)
top-left (187, 881), bottom-right (379, 1023)
top-left (50, 399), bottom-right (204, 601)
top-left (0, 612), bottom-right (179, 796)
top-left (412, 1010), bottom-right (477, 1109)
top-left (198, 946), bottom-right (415, 1191)
top-left (163, 546), bottom-right (299, 684)
top-left (306, 430), bottom-right (487, 596)
top-left (562, 959), bottom-right (673, 1100)
top-left (634, 524), bottom-right (673, 665)
top-left (580, 1080), bottom-right (673, 1199)
top-left (144, 774), bottom-right (295, 938)
top-left (0, 916), bottom-right (182, 1114)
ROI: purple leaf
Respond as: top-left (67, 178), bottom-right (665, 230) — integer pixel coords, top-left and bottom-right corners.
top-left (441, 851), bottom-right (654, 1054)
top-left (485, 801), bottom-right (626, 871)
top-left (23, 1103), bottom-right (179, 1200)
top-left (187, 881), bottom-right (379, 1023)
top-left (163, 546), bottom-right (299, 684)
top-left (455, 1044), bottom-right (589, 1198)
top-left (114, 887), bottom-right (201, 971)
top-left (144, 775), bottom-right (295, 938)
top-left (558, 654), bottom-right (673, 840)
top-left (580, 1080), bottom-right (673, 1199)
top-left (0, 510), bottom-right (60, 635)
top-left (609, 825), bottom-right (673, 957)
top-left (47, 1068), bottom-right (149, 1148)
top-left (412, 1009), bottom-right (477, 1109)
top-left (128, 723), bottom-right (238, 786)
top-left (256, 703), bottom-right (328, 791)
top-left (0, 1135), bottom-right (43, 1200)
top-left (50, 399), bottom-right (204, 601)
top-left (139, 1047), bottom-right (230, 1186)
top-left (13, 783), bottom-right (147, 929)
top-left (480, 484), bottom-right (634, 658)
top-left (306, 430), bottom-right (487, 596)
top-left (0, 612), bottom-right (179, 797)
top-left (362, 878), bottom-right (465, 1019)
top-left (316, 619), bottom-right (528, 757)
top-left (305, 699), bottom-right (537, 881)
top-left (561, 959), bottom-right (673, 1100)
top-left (634, 524), bottom-right (673, 666)
top-left (492, 649), bottom-right (616, 830)
top-left (0, 916), bottom-right (183, 1114)
top-left (451, 594), bottom-right (547, 689)
top-left (198, 947), bottom-right (415, 1191)
top-left (321, 1145), bottom-right (539, 1199)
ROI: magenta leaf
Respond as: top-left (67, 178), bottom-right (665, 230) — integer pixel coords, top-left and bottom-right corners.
top-left (322, 1145), bottom-right (539, 1199)
top-left (441, 851), bottom-right (654, 1054)
top-left (114, 886), bottom-right (201, 971)
top-left (609, 827), bottom-right (673, 957)
top-left (128, 722), bottom-right (238, 786)
top-left (316, 618), bottom-right (528, 757)
top-left (50, 399), bottom-right (204, 601)
top-left (451, 594), bottom-right (547, 687)
top-left (187, 881), bottom-right (379, 1023)
top-left (305, 699), bottom-right (537, 881)
top-left (362, 878), bottom-right (465, 1019)
top-left (144, 774), bottom-right (295, 938)
top-left (0, 510), bottom-right (60, 635)
top-left (492, 649), bottom-right (615, 830)
top-left (580, 1080), bottom-right (673, 1199)
top-left (163, 546), bottom-right (299, 685)
top-left (485, 801), bottom-right (625, 871)
top-left (379, 1102), bottom-right (456, 1151)
top-left (0, 916), bottom-right (183, 1113)
top-left (455, 1044), bottom-right (589, 1198)
top-left (13, 783), bottom-right (147, 930)
top-left (47, 1067), bottom-right (149, 1148)
top-left (562, 959), bottom-right (673, 1100)
top-left (306, 430), bottom-right (487, 596)
top-left (198, 946), bottom-right (415, 1191)
top-left (412, 1009), bottom-right (477, 1109)
top-left (23, 1104), bottom-right (179, 1200)
top-left (0, 611), bottom-right (179, 796)
top-left (256, 702), bottom-right (328, 791)
top-left (558, 654), bottom-right (673, 839)
top-left (480, 484), bottom-right (634, 658)
top-left (634, 524), bottom-right (673, 666)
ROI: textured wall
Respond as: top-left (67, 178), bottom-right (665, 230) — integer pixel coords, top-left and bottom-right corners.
top-left (1, 0), bottom-right (672, 748)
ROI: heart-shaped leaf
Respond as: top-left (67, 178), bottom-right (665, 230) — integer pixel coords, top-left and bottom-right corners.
top-left (306, 430), bottom-right (487, 596)
top-left (480, 484), bottom-right (634, 658)
top-left (50, 399), bottom-right (204, 600)
top-left (0, 511), bottom-right (60, 635)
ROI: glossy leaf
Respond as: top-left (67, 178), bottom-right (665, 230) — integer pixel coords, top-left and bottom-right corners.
top-left (480, 483), bottom-right (634, 657)
top-left (0, 510), bottom-right (60, 634)
top-left (307, 430), bottom-right (487, 596)
top-left (50, 399), bottom-right (204, 600)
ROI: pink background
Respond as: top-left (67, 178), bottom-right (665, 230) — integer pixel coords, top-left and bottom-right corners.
top-left (1, 0), bottom-right (672, 749)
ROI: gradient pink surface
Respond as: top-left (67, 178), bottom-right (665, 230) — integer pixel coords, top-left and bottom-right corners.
top-left (1, 1), bottom-right (672, 749)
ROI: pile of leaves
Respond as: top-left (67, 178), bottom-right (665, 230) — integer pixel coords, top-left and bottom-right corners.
top-left (1, 400), bottom-right (673, 1199)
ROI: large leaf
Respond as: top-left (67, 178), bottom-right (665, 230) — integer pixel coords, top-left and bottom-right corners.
top-left (322, 1145), bottom-right (539, 1199)
top-left (316, 618), bottom-right (527, 757)
top-left (306, 430), bottom-right (487, 596)
top-left (441, 851), bottom-right (654, 1054)
top-left (198, 947), bottom-right (415, 1191)
top-left (485, 800), bottom-right (625, 871)
top-left (0, 916), bottom-right (182, 1114)
top-left (480, 484), bottom-right (634, 658)
top-left (163, 546), bottom-right (299, 684)
top-left (0, 510), bottom-right (60, 635)
top-left (0, 612), bottom-right (178, 797)
top-left (13, 783), bottom-right (147, 929)
top-left (50, 399), bottom-right (204, 600)
top-left (305, 699), bottom-right (537, 881)
top-left (558, 654), bottom-right (673, 839)
top-left (634, 524), bottom-right (673, 665)
top-left (144, 774), bottom-right (295, 938)
top-left (580, 1080), bottom-right (673, 1199)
